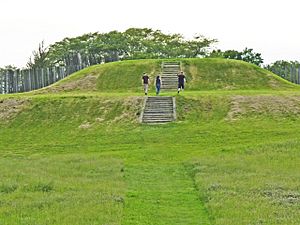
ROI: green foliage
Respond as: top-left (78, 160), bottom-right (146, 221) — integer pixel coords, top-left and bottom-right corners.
top-left (265, 60), bottom-right (300, 74)
top-left (30, 28), bottom-right (217, 67)
top-left (241, 47), bottom-right (264, 66)
top-left (268, 60), bottom-right (300, 68)
top-left (26, 41), bottom-right (50, 69)
top-left (187, 34), bottom-right (218, 57)
top-left (209, 47), bottom-right (264, 66)
top-left (0, 65), bottom-right (18, 73)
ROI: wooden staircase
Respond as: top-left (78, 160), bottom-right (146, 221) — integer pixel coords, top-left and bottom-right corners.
top-left (141, 96), bottom-right (176, 124)
top-left (161, 62), bottom-right (180, 91)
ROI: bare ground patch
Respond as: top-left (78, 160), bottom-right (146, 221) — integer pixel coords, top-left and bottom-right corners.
top-left (39, 74), bottom-right (98, 93)
top-left (187, 65), bottom-right (199, 88)
top-left (267, 74), bottom-right (287, 89)
top-left (227, 95), bottom-right (300, 120)
top-left (78, 122), bottom-right (92, 129)
top-left (112, 97), bottom-right (144, 123)
top-left (262, 188), bottom-right (300, 205)
top-left (78, 97), bottom-right (143, 129)
top-left (0, 98), bottom-right (29, 122)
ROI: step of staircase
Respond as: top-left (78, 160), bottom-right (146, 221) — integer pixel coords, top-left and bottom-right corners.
top-left (161, 62), bottom-right (180, 91)
top-left (141, 96), bottom-right (176, 124)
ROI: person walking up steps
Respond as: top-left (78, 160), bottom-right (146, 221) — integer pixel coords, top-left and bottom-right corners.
top-left (155, 75), bottom-right (162, 95)
top-left (142, 72), bottom-right (150, 95)
top-left (177, 71), bottom-right (186, 94)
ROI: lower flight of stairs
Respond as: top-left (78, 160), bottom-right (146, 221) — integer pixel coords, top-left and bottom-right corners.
top-left (141, 96), bottom-right (176, 124)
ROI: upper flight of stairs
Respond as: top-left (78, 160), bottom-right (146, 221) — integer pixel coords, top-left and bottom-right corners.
top-left (141, 96), bottom-right (176, 124)
top-left (161, 62), bottom-right (180, 90)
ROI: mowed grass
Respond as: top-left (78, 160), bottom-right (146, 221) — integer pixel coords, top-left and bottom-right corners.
top-left (36, 58), bottom-right (299, 95)
top-left (190, 141), bottom-right (300, 224)
top-left (0, 96), bottom-right (212, 224)
top-left (1, 93), bottom-right (300, 224)
top-left (181, 58), bottom-right (295, 90)
top-left (0, 154), bottom-right (124, 225)
top-left (1, 59), bottom-right (300, 224)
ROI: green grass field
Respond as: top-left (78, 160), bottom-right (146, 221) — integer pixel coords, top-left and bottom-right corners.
top-left (1, 58), bottom-right (300, 224)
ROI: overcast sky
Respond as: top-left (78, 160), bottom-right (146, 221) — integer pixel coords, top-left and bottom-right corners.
top-left (1, 0), bottom-right (299, 67)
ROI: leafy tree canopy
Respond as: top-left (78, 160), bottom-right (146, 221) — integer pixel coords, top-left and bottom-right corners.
top-left (0, 65), bottom-right (18, 73)
top-left (265, 60), bottom-right (300, 69)
top-left (209, 47), bottom-right (264, 66)
top-left (27, 28), bottom-right (218, 68)
top-left (264, 60), bottom-right (300, 76)
top-left (27, 41), bottom-right (49, 69)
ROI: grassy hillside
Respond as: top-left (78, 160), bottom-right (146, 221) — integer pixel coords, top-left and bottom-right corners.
top-left (181, 58), bottom-right (294, 90)
top-left (1, 59), bottom-right (300, 224)
top-left (40, 60), bottom-right (161, 93)
top-left (39, 58), bottom-right (297, 94)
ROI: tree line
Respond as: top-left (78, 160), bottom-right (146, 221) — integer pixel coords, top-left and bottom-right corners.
top-left (26, 28), bottom-right (218, 68)
top-left (264, 60), bottom-right (300, 84)
top-left (3, 27), bottom-right (298, 84)
top-left (1, 28), bottom-right (267, 71)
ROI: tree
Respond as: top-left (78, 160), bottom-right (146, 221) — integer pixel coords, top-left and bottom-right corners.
top-left (265, 60), bottom-right (300, 77)
top-left (186, 35), bottom-right (218, 57)
top-left (224, 50), bottom-right (242, 60)
top-left (265, 60), bottom-right (300, 70)
top-left (208, 47), bottom-right (263, 66)
top-left (241, 48), bottom-right (263, 66)
top-left (27, 28), bottom-right (218, 68)
top-left (0, 65), bottom-right (18, 73)
top-left (27, 41), bottom-right (49, 69)
top-left (209, 49), bottom-right (224, 58)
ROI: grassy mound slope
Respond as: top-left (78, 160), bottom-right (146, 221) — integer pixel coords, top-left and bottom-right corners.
top-left (1, 94), bottom-right (300, 224)
top-left (2, 58), bottom-right (300, 224)
top-left (41, 60), bottom-right (161, 93)
top-left (182, 58), bottom-right (294, 90)
top-left (41, 58), bottom-right (296, 94)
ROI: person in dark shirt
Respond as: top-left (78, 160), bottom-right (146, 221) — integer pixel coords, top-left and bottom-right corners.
top-left (142, 73), bottom-right (150, 95)
top-left (177, 71), bottom-right (186, 94)
top-left (155, 75), bottom-right (162, 95)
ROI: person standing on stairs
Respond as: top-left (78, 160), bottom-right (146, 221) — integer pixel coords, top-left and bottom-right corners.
top-left (177, 71), bottom-right (186, 94)
top-left (142, 72), bottom-right (150, 95)
top-left (155, 75), bottom-right (162, 95)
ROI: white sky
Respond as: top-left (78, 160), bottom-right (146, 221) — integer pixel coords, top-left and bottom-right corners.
top-left (1, 0), bottom-right (299, 67)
